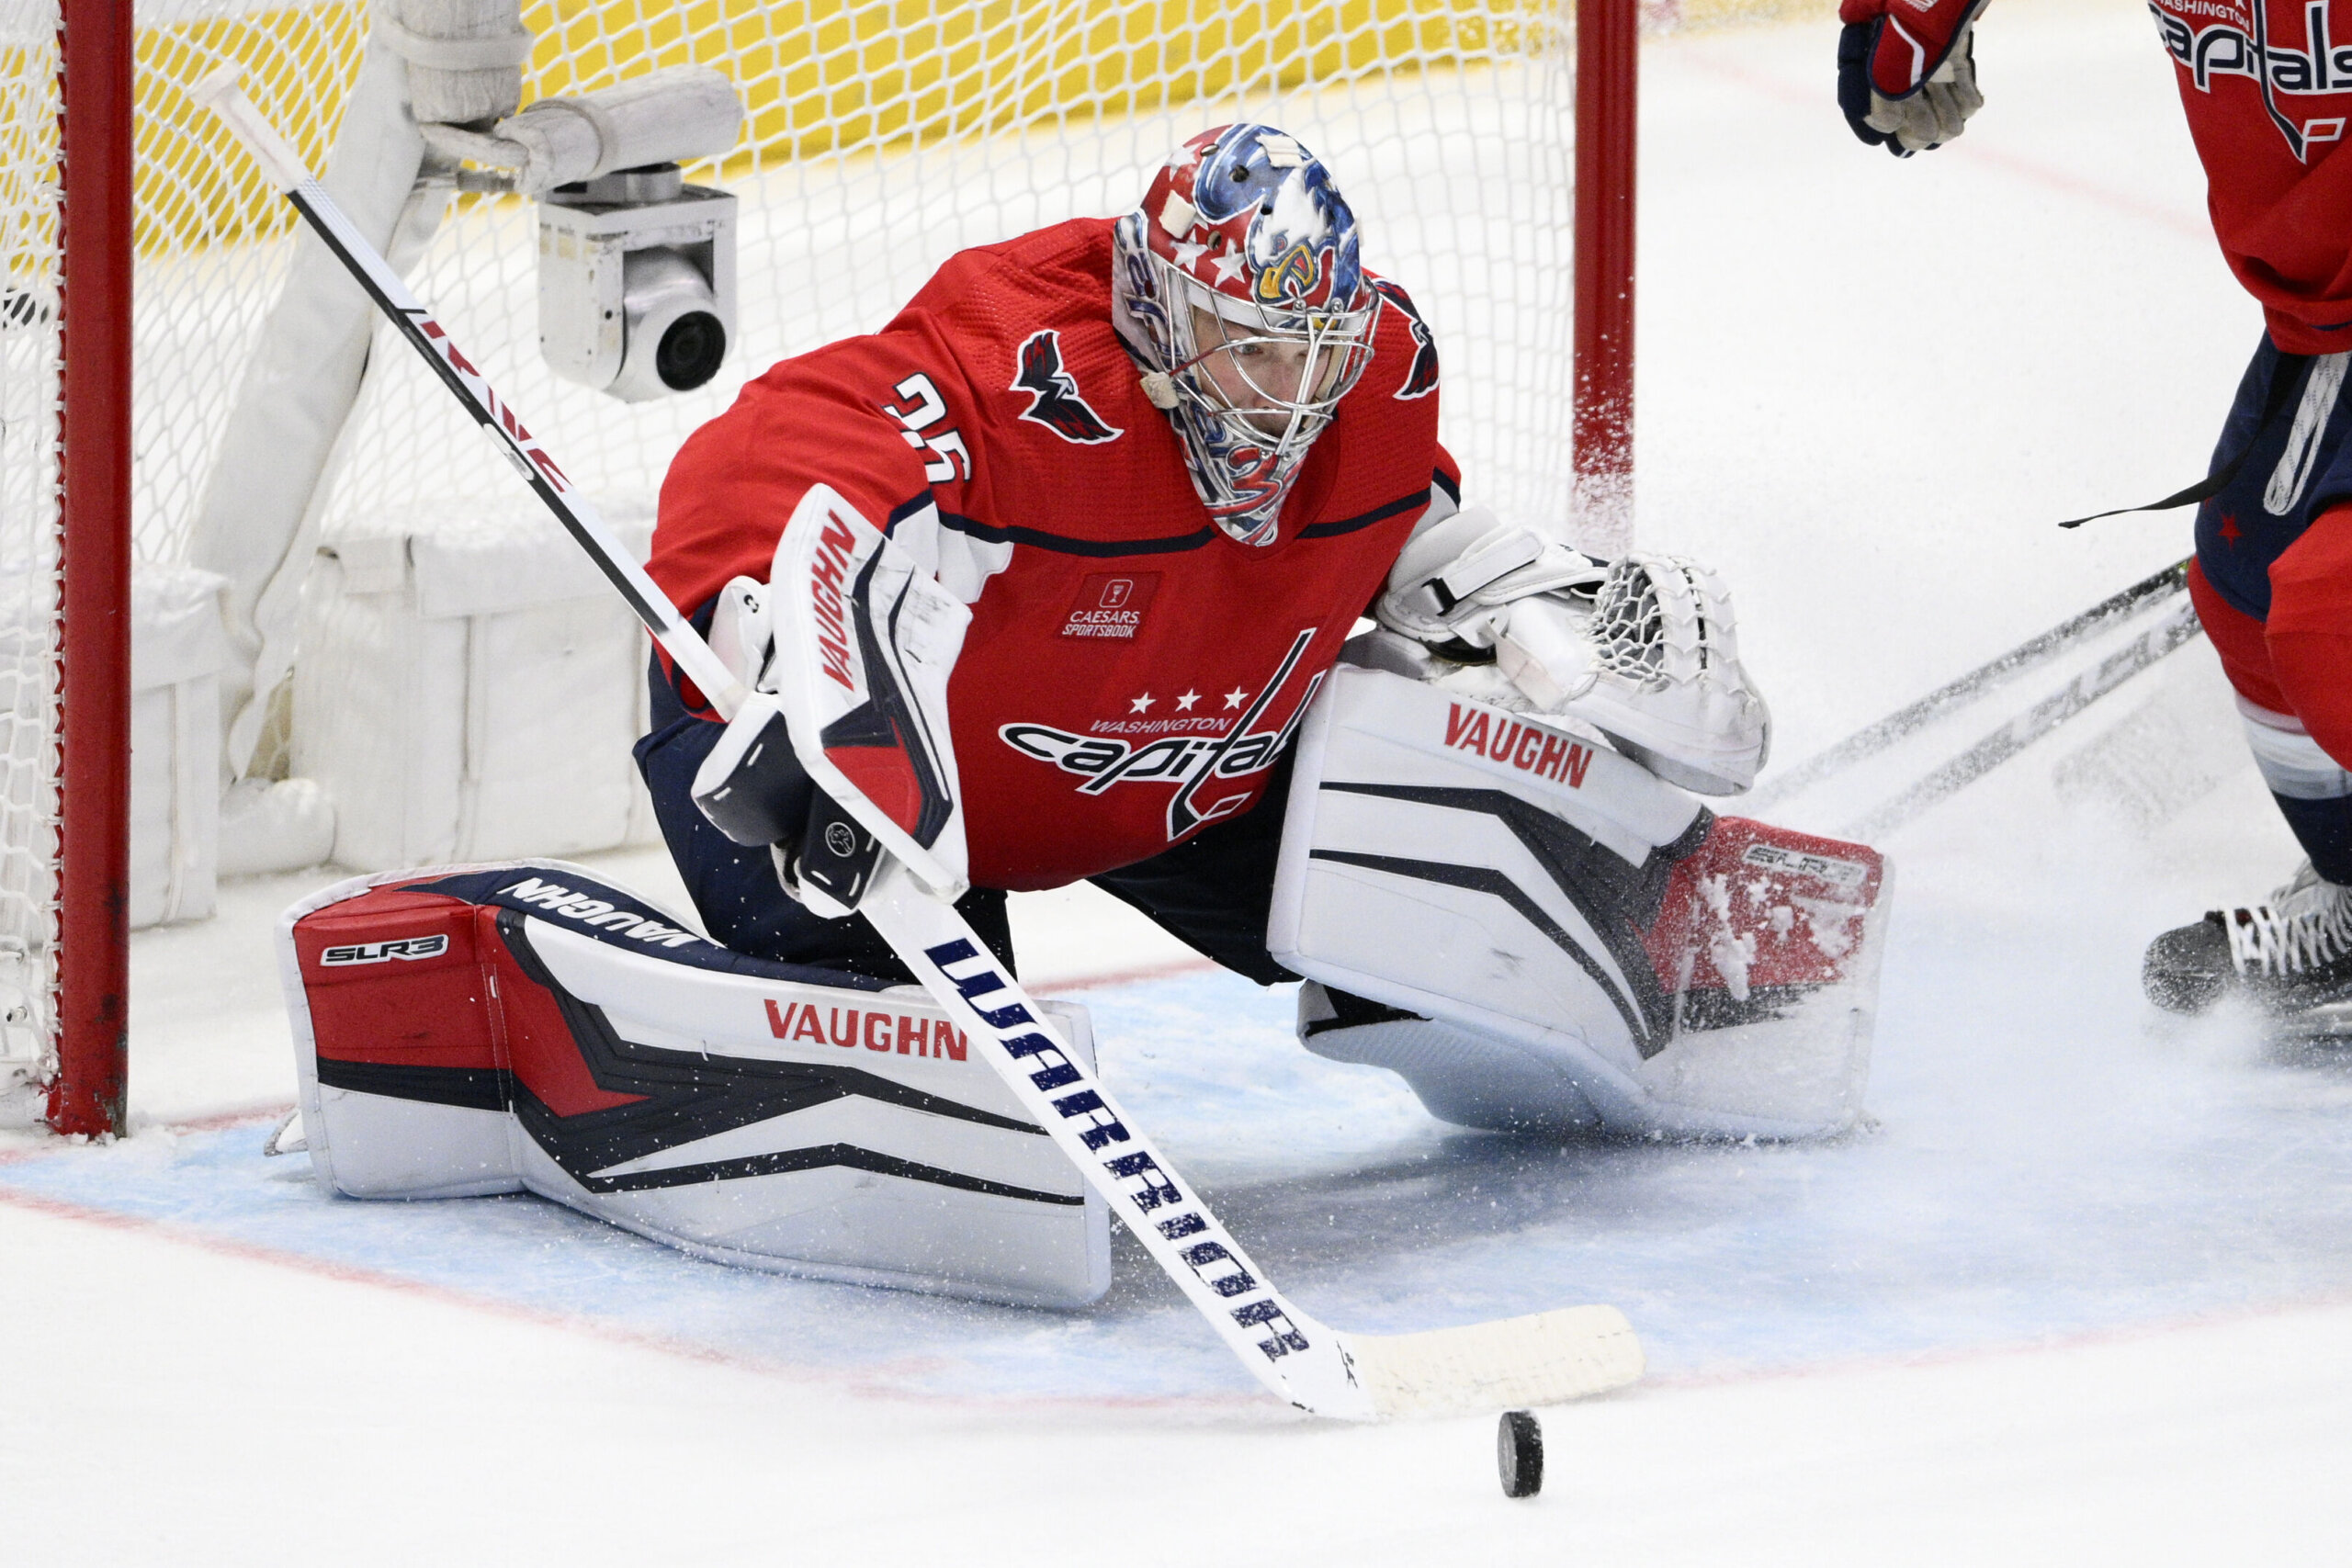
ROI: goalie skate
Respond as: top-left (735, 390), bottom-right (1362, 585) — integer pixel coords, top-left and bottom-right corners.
top-left (1272, 667), bottom-right (1891, 1138)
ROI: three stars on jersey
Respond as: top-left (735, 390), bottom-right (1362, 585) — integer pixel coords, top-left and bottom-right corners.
top-left (1000, 629), bottom-right (1321, 841)
top-left (1128, 689), bottom-right (1254, 713)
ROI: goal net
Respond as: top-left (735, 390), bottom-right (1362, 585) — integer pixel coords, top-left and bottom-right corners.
top-left (6, 0), bottom-right (1602, 1129)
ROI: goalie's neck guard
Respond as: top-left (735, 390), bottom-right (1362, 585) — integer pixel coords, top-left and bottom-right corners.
top-left (1110, 123), bottom-right (1375, 548)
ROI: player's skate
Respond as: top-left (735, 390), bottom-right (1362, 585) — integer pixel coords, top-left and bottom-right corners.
top-left (2143, 862), bottom-right (2352, 1037)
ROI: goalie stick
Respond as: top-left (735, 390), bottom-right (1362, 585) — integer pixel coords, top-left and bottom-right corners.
top-left (1747, 558), bottom-right (2189, 813)
top-left (199, 70), bottom-right (1643, 1421)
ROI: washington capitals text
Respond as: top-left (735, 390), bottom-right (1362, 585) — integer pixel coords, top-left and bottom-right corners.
top-left (2153, 0), bottom-right (2352, 156)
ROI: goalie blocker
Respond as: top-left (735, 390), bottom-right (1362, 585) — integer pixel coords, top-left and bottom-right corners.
top-left (1272, 667), bottom-right (1892, 1139)
top-left (277, 863), bottom-right (1109, 1307)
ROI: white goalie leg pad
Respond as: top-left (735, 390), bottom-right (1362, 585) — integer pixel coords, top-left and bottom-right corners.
top-left (279, 863), bottom-right (1109, 1307)
top-left (1269, 668), bottom-right (1891, 1139)
top-left (1297, 982), bottom-right (1605, 1131)
top-left (766, 484), bottom-right (971, 898)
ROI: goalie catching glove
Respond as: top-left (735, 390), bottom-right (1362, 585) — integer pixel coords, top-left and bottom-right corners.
top-left (1372, 506), bottom-right (1770, 795)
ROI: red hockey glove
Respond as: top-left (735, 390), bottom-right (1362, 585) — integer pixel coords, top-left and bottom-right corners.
top-left (1838, 0), bottom-right (1986, 157)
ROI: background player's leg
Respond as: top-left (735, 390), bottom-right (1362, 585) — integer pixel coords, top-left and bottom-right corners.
top-left (2145, 558), bottom-right (2352, 1015)
top-left (635, 654), bottom-right (1014, 981)
top-left (2262, 505), bottom-right (2352, 880)
top-left (2184, 559), bottom-right (2352, 878)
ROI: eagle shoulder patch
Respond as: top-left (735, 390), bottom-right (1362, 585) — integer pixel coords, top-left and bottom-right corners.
top-left (1372, 278), bottom-right (1439, 400)
top-left (1012, 329), bottom-right (1123, 445)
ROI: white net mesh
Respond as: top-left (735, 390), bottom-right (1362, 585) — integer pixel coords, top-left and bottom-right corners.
top-left (337, 0), bottom-right (1577, 539)
top-left (0, 1), bottom-right (371, 1098)
top-left (140, 2), bottom-right (370, 562)
top-left (4, 0), bottom-right (1587, 1099)
top-left (0, 3), bottom-right (63, 1096)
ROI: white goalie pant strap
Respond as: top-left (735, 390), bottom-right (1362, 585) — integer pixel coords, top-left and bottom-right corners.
top-left (1270, 667), bottom-right (1889, 1140)
top-left (277, 861), bottom-right (1110, 1308)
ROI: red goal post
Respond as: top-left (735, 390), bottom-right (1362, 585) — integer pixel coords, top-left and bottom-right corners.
top-left (36, 0), bottom-right (132, 1142)
top-left (17, 0), bottom-right (1648, 1138)
top-left (1576, 0), bottom-right (1640, 520)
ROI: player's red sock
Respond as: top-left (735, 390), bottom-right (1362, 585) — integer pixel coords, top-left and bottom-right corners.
top-left (2188, 547), bottom-right (2352, 885)
top-left (2266, 504), bottom-right (2352, 773)
top-left (2186, 557), bottom-right (2289, 714)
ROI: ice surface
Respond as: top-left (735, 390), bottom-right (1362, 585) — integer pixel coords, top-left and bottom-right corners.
top-left (10, 4), bottom-right (2352, 1561)
top-left (11, 868), bottom-right (2352, 1409)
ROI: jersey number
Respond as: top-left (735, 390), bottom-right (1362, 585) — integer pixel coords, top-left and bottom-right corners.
top-left (883, 373), bottom-right (971, 484)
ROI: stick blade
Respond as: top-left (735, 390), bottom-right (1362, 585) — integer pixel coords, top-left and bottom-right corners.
top-left (1347, 1305), bottom-right (1643, 1420)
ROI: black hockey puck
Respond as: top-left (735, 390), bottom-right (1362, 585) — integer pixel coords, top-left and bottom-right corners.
top-left (1498, 1409), bottom-right (1543, 1498)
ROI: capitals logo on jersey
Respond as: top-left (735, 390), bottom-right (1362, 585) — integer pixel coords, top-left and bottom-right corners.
top-left (1012, 330), bottom-right (1123, 445)
top-left (2153, 0), bottom-right (2352, 160)
top-left (997, 629), bottom-right (1321, 840)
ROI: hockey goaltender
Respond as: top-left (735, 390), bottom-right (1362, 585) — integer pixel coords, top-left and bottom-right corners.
top-left (280, 125), bottom-right (1893, 1307)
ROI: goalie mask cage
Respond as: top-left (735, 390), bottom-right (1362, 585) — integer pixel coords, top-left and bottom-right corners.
top-left (5, 0), bottom-right (1645, 1136)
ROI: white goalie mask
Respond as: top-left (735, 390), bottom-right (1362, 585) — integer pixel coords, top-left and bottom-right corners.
top-left (1110, 123), bottom-right (1377, 547)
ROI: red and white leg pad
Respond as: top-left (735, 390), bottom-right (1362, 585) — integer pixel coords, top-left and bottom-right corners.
top-left (277, 862), bottom-right (1108, 1307)
top-left (1271, 667), bottom-right (1892, 1138)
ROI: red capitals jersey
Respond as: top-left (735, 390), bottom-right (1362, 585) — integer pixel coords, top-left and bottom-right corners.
top-left (651, 218), bottom-right (1453, 891)
top-left (2151, 0), bottom-right (2352, 349)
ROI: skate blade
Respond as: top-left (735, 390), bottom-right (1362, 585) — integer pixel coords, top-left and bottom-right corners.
top-left (2266, 999), bottom-right (2352, 1046)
